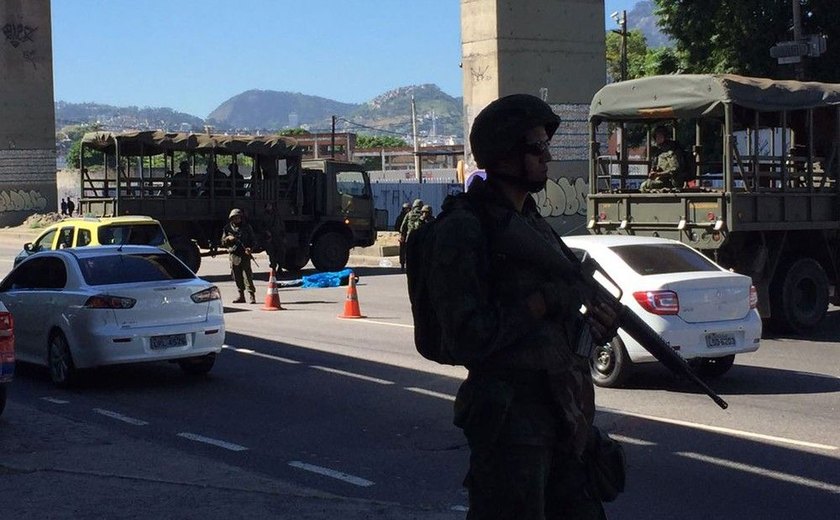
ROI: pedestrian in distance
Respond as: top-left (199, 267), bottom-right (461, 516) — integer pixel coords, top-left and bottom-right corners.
top-left (419, 94), bottom-right (622, 519)
top-left (262, 201), bottom-right (286, 273)
top-left (394, 202), bottom-right (411, 271)
top-left (420, 204), bottom-right (435, 224)
top-left (66, 198), bottom-right (75, 217)
top-left (399, 198), bottom-right (424, 244)
top-left (60, 198), bottom-right (67, 216)
top-left (222, 208), bottom-right (257, 304)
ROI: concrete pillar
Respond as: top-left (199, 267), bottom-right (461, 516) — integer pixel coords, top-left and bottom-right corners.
top-left (461, 0), bottom-right (605, 233)
top-left (0, 0), bottom-right (54, 225)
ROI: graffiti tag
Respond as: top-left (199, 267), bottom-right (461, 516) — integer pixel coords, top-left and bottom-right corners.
top-left (2, 23), bottom-right (36, 48)
top-left (534, 176), bottom-right (588, 218)
top-left (0, 190), bottom-right (47, 212)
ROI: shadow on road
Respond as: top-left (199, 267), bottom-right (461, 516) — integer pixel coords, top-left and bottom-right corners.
top-left (763, 307), bottom-right (840, 343)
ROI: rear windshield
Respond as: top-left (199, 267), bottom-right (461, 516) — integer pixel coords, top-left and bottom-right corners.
top-left (77, 253), bottom-right (194, 286)
top-left (98, 224), bottom-right (166, 247)
top-left (610, 244), bottom-right (719, 275)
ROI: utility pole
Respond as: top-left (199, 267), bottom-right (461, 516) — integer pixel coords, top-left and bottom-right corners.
top-left (791, 0), bottom-right (805, 80)
top-left (411, 95), bottom-right (422, 183)
top-left (610, 10), bottom-right (628, 81)
top-left (331, 115), bottom-right (336, 159)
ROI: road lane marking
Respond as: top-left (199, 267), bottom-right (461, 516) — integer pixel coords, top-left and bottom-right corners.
top-left (343, 318), bottom-right (414, 329)
top-left (601, 407), bottom-right (837, 451)
top-left (93, 408), bottom-right (149, 426)
top-left (309, 365), bottom-right (394, 385)
top-left (40, 397), bottom-right (69, 404)
top-left (177, 432), bottom-right (248, 452)
top-left (223, 345), bottom-right (301, 364)
top-left (288, 461), bottom-right (374, 487)
top-left (405, 387), bottom-right (456, 401)
top-left (609, 434), bottom-right (656, 446)
top-left (677, 452), bottom-right (840, 494)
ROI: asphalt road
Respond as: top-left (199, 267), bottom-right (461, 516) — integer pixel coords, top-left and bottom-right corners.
top-left (0, 240), bottom-right (838, 518)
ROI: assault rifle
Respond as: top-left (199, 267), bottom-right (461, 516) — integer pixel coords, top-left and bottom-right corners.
top-left (496, 214), bottom-right (729, 410)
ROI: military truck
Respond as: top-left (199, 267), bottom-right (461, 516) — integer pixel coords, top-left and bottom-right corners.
top-left (587, 74), bottom-right (840, 333)
top-left (78, 131), bottom-right (377, 273)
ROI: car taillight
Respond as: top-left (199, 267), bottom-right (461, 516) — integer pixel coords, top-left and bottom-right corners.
top-left (0, 311), bottom-right (14, 361)
top-left (633, 290), bottom-right (679, 315)
top-left (191, 286), bottom-right (221, 303)
top-left (84, 295), bottom-right (137, 309)
top-left (749, 285), bottom-right (758, 309)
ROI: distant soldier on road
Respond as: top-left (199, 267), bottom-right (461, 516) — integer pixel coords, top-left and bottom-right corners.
top-left (222, 208), bottom-right (257, 304)
top-left (394, 202), bottom-right (411, 271)
top-left (261, 201), bottom-right (286, 273)
top-left (399, 199), bottom-right (425, 243)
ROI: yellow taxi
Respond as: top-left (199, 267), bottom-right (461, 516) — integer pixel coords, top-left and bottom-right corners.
top-left (15, 216), bottom-right (173, 266)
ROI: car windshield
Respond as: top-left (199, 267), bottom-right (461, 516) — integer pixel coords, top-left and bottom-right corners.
top-left (77, 253), bottom-right (194, 286)
top-left (98, 224), bottom-right (166, 247)
top-left (610, 243), bottom-right (720, 275)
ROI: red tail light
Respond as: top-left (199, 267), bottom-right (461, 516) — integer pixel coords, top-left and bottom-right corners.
top-left (633, 290), bottom-right (679, 315)
top-left (191, 286), bottom-right (221, 303)
top-left (749, 285), bottom-right (758, 309)
top-left (0, 311), bottom-right (14, 362)
top-left (84, 295), bottom-right (137, 309)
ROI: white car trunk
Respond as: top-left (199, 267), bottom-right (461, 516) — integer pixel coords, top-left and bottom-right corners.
top-left (103, 283), bottom-right (208, 329)
top-left (655, 273), bottom-right (752, 323)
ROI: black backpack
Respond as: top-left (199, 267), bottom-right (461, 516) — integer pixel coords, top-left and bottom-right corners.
top-left (405, 193), bottom-right (488, 365)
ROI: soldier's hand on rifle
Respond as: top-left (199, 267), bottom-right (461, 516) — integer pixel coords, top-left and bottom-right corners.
top-left (585, 299), bottom-right (620, 345)
top-left (245, 247), bottom-right (252, 256)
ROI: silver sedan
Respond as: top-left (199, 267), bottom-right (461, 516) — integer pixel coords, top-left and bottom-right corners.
top-left (0, 246), bottom-right (224, 386)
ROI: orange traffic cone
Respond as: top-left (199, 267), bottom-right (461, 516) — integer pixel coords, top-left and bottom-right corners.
top-left (337, 272), bottom-right (365, 319)
top-left (261, 268), bottom-right (285, 311)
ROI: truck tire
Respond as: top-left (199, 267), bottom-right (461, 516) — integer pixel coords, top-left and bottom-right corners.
top-left (311, 232), bottom-right (350, 272)
top-left (172, 238), bottom-right (201, 273)
top-left (284, 249), bottom-right (310, 272)
top-left (771, 257), bottom-right (829, 333)
top-left (590, 336), bottom-right (632, 388)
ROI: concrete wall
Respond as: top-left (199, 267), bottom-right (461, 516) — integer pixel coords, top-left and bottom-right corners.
top-left (0, 0), bottom-right (54, 225)
top-left (461, 0), bottom-right (605, 234)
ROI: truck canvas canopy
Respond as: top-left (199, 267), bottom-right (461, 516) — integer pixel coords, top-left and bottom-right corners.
top-left (590, 74), bottom-right (840, 123)
top-left (81, 131), bottom-right (302, 157)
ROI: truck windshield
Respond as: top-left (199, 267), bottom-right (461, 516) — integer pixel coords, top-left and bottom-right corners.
top-left (336, 170), bottom-right (370, 198)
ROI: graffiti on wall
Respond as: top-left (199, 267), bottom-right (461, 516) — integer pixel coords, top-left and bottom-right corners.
top-left (0, 190), bottom-right (47, 212)
top-left (534, 176), bottom-right (588, 218)
top-left (2, 21), bottom-right (39, 68)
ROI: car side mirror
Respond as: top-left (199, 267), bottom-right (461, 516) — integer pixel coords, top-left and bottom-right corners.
top-left (23, 242), bottom-right (33, 252)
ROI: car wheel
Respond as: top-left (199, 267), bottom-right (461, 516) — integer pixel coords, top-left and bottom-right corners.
top-left (695, 354), bottom-right (735, 378)
top-left (172, 238), bottom-right (202, 273)
top-left (178, 353), bottom-right (216, 375)
top-left (590, 336), bottom-right (631, 388)
top-left (48, 332), bottom-right (77, 387)
top-left (0, 385), bottom-right (6, 417)
top-left (771, 257), bottom-right (829, 333)
top-left (311, 232), bottom-right (349, 272)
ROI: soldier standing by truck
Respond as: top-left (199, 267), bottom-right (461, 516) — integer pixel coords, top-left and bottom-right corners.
top-left (222, 208), bottom-right (257, 304)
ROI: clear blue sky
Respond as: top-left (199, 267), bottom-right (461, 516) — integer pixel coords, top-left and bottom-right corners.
top-left (51, 0), bottom-right (638, 118)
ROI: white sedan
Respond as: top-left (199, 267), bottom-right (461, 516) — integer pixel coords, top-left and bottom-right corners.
top-left (0, 246), bottom-right (224, 386)
top-left (563, 235), bottom-right (761, 388)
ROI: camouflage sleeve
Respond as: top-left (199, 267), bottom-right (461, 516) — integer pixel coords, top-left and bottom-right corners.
top-left (427, 210), bottom-right (541, 366)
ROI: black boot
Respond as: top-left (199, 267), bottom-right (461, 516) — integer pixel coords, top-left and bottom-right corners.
top-left (249, 292), bottom-right (257, 304)
top-left (232, 292), bottom-right (245, 304)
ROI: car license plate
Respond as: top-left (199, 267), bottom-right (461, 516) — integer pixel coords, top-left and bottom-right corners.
top-left (705, 332), bottom-right (736, 348)
top-left (150, 334), bottom-right (187, 350)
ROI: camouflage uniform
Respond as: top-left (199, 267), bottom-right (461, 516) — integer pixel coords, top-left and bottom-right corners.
top-left (400, 206), bottom-right (425, 242)
top-left (428, 177), bottom-right (604, 519)
top-left (640, 139), bottom-right (686, 192)
top-left (222, 217), bottom-right (256, 302)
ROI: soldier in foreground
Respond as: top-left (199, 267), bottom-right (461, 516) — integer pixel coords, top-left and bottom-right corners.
top-left (422, 95), bottom-right (620, 518)
top-left (222, 208), bottom-right (257, 303)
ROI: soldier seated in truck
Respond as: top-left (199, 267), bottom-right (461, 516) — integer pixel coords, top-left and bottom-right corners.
top-left (640, 126), bottom-right (689, 192)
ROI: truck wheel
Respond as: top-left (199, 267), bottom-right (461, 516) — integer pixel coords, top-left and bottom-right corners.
top-left (590, 336), bottom-right (632, 388)
top-left (771, 257), bottom-right (829, 333)
top-left (695, 355), bottom-right (735, 378)
top-left (172, 238), bottom-right (201, 273)
top-left (311, 232), bottom-right (350, 272)
top-left (284, 249), bottom-right (310, 272)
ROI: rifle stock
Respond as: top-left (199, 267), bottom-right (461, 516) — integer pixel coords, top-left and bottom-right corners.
top-left (496, 214), bottom-right (729, 410)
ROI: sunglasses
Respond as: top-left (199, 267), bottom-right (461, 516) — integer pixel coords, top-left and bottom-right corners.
top-left (521, 139), bottom-right (552, 156)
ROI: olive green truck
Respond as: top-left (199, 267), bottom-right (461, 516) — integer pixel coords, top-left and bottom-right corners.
top-left (587, 74), bottom-right (840, 333)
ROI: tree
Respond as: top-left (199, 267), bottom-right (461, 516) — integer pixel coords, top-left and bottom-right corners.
top-left (653, 0), bottom-right (840, 81)
top-left (278, 128), bottom-right (311, 136)
top-left (355, 135), bottom-right (408, 149)
top-left (606, 29), bottom-right (650, 81)
top-left (64, 124), bottom-right (103, 170)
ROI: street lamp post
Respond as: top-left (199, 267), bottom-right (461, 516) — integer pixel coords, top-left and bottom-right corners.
top-left (610, 10), bottom-right (628, 82)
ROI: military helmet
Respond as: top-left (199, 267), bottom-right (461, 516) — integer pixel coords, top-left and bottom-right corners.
top-left (412, 199), bottom-right (423, 209)
top-left (653, 125), bottom-right (670, 139)
top-left (469, 94), bottom-right (561, 169)
top-left (229, 208), bottom-right (243, 219)
top-left (421, 205), bottom-right (432, 213)
top-left (402, 202), bottom-right (411, 209)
